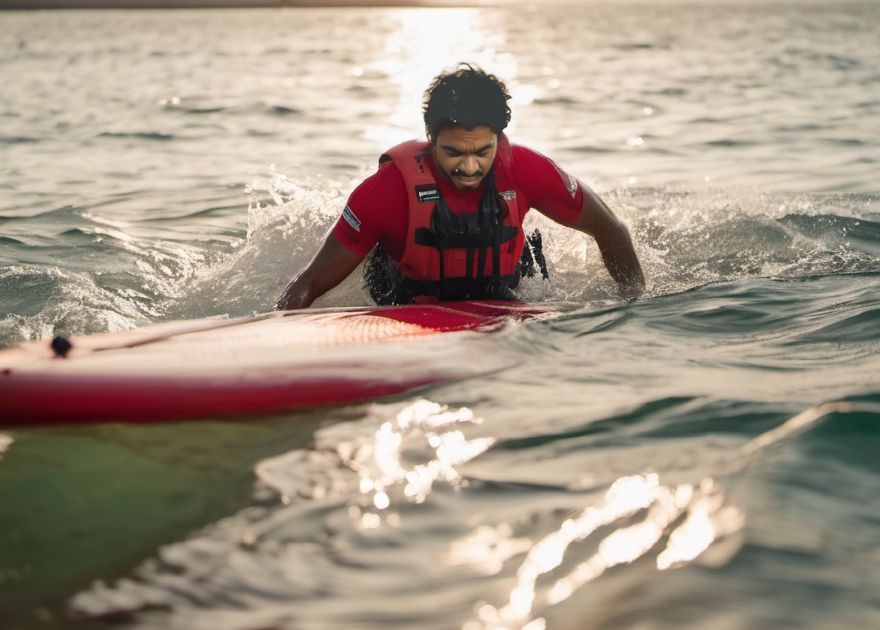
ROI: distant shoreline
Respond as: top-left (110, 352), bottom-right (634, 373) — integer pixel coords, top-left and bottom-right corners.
top-left (1, 0), bottom-right (491, 8)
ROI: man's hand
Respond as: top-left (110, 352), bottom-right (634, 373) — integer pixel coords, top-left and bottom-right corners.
top-left (275, 275), bottom-right (313, 311)
top-left (275, 234), bottom-right (365, 310)
top-left (568, 181), bottom-right (646, 299)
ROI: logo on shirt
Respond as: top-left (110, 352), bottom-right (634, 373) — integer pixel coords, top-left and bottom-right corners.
top-left (415, 184), bottom-right (440, 203)
top-left (499, 190), bottom-right (517, 201)
top-left (342, 205), bottom-right (361, 232)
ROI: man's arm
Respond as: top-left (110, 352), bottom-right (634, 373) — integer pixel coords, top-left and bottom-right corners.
top-left (275, 233), bottom-right (365, 310)
top-left (563, 181), bottom-right (645, 299)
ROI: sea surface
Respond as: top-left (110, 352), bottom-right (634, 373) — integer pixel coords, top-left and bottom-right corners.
top-left (1, 2), bottom-right (879, 629)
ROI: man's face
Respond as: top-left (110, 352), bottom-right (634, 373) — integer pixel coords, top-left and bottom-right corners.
top-left (431, 125), bottom-right (498, 191)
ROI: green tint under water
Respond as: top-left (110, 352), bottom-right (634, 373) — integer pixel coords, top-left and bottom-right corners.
top-left (0, 416), bottom-right (326, 627)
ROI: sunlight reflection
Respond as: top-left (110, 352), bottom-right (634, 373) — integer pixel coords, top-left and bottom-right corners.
top-left (0, 433), bottom-right (12, 461)
top-left (657, 478), bottom-right (745, 570)
top-left (364, 9), bottom-right (515, 146)
top-left (465, 473), bottom-right (744, 629)
top-left (448, 524), bottom-right (533, 576)
top-left (339, 399), bottom-right (495, 527)
top-left (742, 402), bottom-right (852, 456)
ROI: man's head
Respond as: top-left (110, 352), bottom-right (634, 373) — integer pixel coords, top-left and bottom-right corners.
top-left (423, 64), bottom-right (512, 190)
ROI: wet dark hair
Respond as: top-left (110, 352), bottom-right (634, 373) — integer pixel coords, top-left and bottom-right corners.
top-left (423, 63), bottom-right (512, 142)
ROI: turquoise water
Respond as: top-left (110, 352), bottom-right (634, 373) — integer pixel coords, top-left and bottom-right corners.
top-left (1, 2), bottom-right (879, 629)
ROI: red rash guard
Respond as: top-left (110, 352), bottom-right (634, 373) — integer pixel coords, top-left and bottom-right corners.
top-left (332, 144), bottom-right (584, 262)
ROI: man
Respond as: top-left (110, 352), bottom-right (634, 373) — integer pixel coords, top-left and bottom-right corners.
top-left (276, 64), bottom-right (644, 310)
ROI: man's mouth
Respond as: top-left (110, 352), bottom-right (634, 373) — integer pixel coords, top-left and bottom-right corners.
top-left (453, 171), bottom-right (483, 186)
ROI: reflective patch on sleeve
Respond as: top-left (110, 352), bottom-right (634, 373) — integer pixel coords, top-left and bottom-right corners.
top-left (552, 161), bottom-right (579, 198)
top-left (342, 205), bottom-right (361, 232)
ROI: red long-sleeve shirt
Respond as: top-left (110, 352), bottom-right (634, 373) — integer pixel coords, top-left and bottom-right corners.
top-left (332, 143), bottom-right (584, 261)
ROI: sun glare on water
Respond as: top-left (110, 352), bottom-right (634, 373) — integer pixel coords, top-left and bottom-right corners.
top-left (363, 8), bottom-right (516, 146)
top-left (464, 474), bottom-right (744, 630)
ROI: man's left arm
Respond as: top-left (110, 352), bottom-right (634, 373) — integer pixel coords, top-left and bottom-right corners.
top-left (563, 180), bottom-right (645, 299)
top-left (513, 146), bottom-right (645, 299)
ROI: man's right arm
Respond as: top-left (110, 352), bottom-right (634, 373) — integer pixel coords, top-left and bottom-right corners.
top-left (275, 161), bottom-right (407, 310)
top-left (274, 234), bottom-right (365, 310)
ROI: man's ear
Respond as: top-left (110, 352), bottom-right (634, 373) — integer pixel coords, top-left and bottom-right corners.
top-left (425, 124), bottom-right (434, 144)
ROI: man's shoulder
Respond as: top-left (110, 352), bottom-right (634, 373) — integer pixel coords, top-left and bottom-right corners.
top-left (349, 158), bottom-right (408, 210)
top-left (506, 141), bottom-right (580, 201)
top-left (507, 142), bottom-right (556, 181)
top-left (376, 157), bottom-right (407, 181)
top-left (358, 157), bottom-right (406, 189)
top-left (509, 142), bottom-right (550, 162)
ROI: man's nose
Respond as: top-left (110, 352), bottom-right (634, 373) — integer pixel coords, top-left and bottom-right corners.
top-left (461, 155), bottom-right (479, 174)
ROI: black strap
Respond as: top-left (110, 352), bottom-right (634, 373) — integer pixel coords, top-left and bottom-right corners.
top-left (414, 224), bottom-right (518, 249)
top-left (414, 170), bottom-right (518, 300)
top-left (364, 172), bottom-right (551, 304)
top-left (491, 225), bottom-right (502, 286)
top-left (364, 235), bottom-right (549, 305)
top-left (527, 229), bottom-right (549, 280)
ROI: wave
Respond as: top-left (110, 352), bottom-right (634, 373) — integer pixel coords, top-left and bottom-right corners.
top-left (618, 190), bottom-right (880, 295)
top-left (266, 104), bottom-right (303, 117)
top-left (118, 186), bottom-right (880, 323)
top-left (0, 207), bottom-right (236, 346)
top-left (0, 265), bottom-right (145, 345)
top-left (563, 144), bottom-right (613, 154)
top-left (96, 131), bottom-right (176, 141)
top-left (135, 203), bottom-right (244, 224)
top-left (179, 106), bottom-right (230, 115)
top-left (532, 95), bottom-right (582, 107)
top-left (704, 139), bottom-right (758, 148)
top-left (0, 135), bottom-right (40, 145)
top-left (0, 204), bottom-right (83, 224)
top-left (2, 180), bottom-right (878, 344)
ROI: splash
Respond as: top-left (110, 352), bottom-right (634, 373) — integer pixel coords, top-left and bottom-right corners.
top-left (616, 188), bottom-right (880, 296)
top-left (164, 169), bottom-right (367, 320)
top-left (4, 158), bottom-right (875, 347)
top-left (0, 264), bottom-right (152, 346)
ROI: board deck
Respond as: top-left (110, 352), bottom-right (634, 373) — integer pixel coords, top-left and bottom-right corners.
top-left (0, 301), bottom-right (545, 425)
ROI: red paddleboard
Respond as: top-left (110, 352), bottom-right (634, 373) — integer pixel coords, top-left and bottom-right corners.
top-left (0, 301), bottom-right (545, 425)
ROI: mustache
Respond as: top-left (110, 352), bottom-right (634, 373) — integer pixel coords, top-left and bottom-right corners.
top-left (451, 169), bottom-right (484, 178)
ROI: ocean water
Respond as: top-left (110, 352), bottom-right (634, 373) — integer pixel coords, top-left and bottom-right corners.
top-left (1, 2), bottom-right (879, 629)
